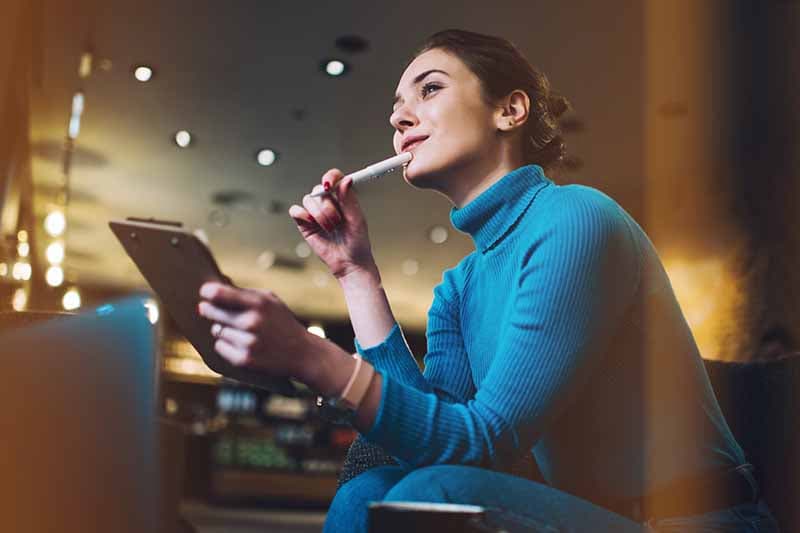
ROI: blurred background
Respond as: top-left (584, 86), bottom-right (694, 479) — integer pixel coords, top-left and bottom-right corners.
top-left (1, 0), bottom-right (798, 531)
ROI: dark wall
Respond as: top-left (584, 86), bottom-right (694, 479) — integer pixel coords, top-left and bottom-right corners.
top-left (724, 0), bottom-right (800, 359)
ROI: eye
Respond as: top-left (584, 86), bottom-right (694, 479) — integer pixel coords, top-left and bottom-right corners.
top-left (421, 82), bottom-right (442, 98)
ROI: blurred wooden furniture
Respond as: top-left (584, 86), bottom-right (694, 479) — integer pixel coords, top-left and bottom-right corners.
top-left (705, 353), bottom-right (800, 532)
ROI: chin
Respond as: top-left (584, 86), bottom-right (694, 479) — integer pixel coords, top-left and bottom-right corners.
top-left (402, 162), bottom-right (441, 190)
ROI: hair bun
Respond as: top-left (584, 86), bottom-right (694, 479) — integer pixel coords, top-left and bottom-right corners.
top-left (547, 94), bottom-right (571, 119)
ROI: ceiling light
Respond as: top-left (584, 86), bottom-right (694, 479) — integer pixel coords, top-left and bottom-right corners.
top-left (67, 92), bottom-right (84, 139)
top-left (12, 288), bottom-right (27, 312)
top-left (295, 242), bottom-right (311, 259)
top-left (307, 324), bottom-right (326, 338)
top-left (46, 242), bottom-right (65, 264)
top-left (429, 226), bottom-right (448, 244)
top-left (17, 230), bottom-right (28, 242)
top-left (323, 59), bottom-right (348, 77)
top-left (45, 211), bottom-right (66, 237)
top-left (72, 92), bottom-right (85, 116)
top-left (402, 259), bottom-right (419, 276)
top-left (68, 116), bottom-right (81, 139)
top-left (46, 265), bottom-right (64, 287)
top-left (78, 52), bottom-right (93, 78)
top-left (256, 149), bottom-right (277, 166)
top-left (134, 66), bottom-right (153, 82)
top-left (62, 287), bottom-right (81, 311)
top-left (17, 242), bottom-right (29, 258)
top-left (0, 263), bottom-right (7, 277)
top-left (174, 130), bottom-right (192, 148)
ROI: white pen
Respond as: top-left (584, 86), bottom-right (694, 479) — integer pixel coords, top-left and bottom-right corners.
top-left (309, 152), bottom-right (413, 198)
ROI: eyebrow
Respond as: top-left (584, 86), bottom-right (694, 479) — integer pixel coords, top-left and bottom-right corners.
top-left (393, 69), bottom-right (450, 107)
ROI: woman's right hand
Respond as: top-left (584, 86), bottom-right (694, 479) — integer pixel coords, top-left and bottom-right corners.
top-left (288, 168), bottom-right (376, 280)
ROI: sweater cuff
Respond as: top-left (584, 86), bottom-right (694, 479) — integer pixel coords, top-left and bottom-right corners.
top-left (364, 374), bottom-right (426, 467)
top-left (354, 323), bottom-right (427, 388)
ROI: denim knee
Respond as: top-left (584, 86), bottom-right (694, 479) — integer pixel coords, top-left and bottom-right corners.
top-left (324, 466), bottom-right (407, 533)
top-left (383, 465), bottom-right (460, 503)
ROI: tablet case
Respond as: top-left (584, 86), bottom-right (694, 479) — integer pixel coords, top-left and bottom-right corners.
top-left (109, 218), bottom-right (302, 396)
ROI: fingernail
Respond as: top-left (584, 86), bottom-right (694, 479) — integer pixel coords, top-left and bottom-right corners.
top-left (199, 284), bottom-right (214, 298)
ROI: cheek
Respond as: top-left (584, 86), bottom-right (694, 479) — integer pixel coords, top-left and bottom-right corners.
top-left (430, 101), bottom-right (492, 146)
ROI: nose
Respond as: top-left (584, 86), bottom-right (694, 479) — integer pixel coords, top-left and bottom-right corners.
top-left (389, 102), bottom-right (417, 133)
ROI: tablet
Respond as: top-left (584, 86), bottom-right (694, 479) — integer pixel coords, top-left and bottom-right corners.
top-left (109, 218), bottom-right (302, 396)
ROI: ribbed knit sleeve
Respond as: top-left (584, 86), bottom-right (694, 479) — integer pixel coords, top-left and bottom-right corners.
top-left (363, 189), bottom-right (640, 468)
top-left (355, 323), bottom-right (432, 392)
top-left (354, 265), bottom-right (476, 403)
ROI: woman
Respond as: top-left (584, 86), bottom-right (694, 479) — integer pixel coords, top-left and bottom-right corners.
top-left (197, 30), bottom-right (778, 532)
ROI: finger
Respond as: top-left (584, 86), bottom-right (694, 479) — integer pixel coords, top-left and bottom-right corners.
top-left (198, 301), bottom-right (240, 326)
top-left (311, 184), bottom-right (346, 226)
top-left (199, 302), bottom-right (261, 332)
top-left (321, 168), bottom-right (345, 191)
top-left (214, 337), bottom-right (249, 366)
top-left (199, 282), bottom-right (261, 309)
top-left (212, 324), bottom-right (258, 351)
top-left (336, 176), bottom-right (363, 225)
top-left (302, 189), bottom-right (340, 233)
top-left (288, 204), bottom-right (324, 236)
top-left (288, 204), bottom-right (316, 226)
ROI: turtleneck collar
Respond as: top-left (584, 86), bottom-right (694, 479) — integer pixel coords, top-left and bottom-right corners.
top-left (450, 164), bottom-right (551, 252)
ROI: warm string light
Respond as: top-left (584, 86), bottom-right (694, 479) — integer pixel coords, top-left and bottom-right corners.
top-left (12, 288), bottom-right (28, 312)
top-left (62, 287), bottom-right (81, 311)
top-left (47, 46), bottom-right (91, 309)
top-left (44, 211), bottom-right (66, 237)
top-left (46, 266), bottom-right (64, 287)
top-left (9, 227), bottom-right (30, 309)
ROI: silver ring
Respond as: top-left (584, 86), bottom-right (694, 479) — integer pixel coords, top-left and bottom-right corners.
top-left (212, 323), bottom-right (224, 338)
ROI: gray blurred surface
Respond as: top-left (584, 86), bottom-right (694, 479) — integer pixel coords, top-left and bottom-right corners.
top-left (182, 501), bottom-right (326, 533)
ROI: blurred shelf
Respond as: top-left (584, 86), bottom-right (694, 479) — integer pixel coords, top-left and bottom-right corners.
top-left (210, 469), bottom-right (338, 505)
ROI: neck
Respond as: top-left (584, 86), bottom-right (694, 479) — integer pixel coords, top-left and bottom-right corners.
top-left (445, 148), bottom-right (525, 208)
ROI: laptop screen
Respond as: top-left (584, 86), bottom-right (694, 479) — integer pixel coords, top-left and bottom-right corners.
top-left (0, 295), bottom-right (159, 533)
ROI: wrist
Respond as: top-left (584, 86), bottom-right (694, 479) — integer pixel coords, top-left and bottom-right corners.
top-left (337, 263), bottom-right (381, 289)
top-left (299, 334), bottom-right (356, 398)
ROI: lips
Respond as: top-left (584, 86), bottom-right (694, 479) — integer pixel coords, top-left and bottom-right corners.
top-left (402, 135), bottom-right (429, 152)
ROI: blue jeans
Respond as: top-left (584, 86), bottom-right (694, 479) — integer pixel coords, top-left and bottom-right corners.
top-left (323, 465), bottom-right (780, 533)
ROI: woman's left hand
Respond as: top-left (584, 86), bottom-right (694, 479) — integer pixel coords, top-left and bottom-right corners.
top-left (197, 282), bottom-right (313, 378)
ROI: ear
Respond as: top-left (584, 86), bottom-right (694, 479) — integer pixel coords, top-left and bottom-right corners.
top-left (495, 90), bottom-right (530, 132)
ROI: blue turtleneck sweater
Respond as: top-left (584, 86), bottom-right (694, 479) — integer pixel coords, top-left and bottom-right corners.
top-left (356, 164), bottom-right (744, 502)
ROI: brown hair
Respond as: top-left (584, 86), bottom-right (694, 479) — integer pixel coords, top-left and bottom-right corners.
top-left (414, 29), bottom-right (570, 172)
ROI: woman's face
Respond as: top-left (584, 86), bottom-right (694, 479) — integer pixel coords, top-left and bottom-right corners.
top-left (390, 48), bottom-right (501, 190)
